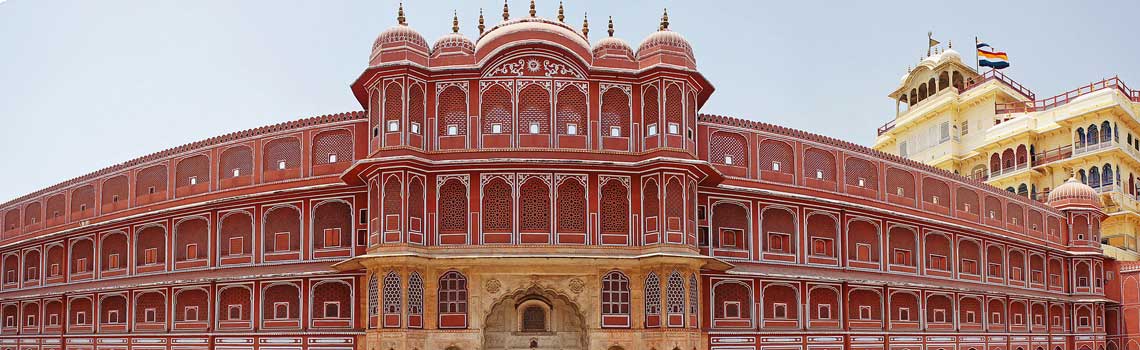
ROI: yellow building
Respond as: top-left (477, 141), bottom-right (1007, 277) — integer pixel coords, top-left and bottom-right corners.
top-left (873, 42), bottom-right (1140, 261)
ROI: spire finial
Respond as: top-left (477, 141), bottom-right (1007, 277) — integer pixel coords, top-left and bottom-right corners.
top-left (478, 8), bottom-right (486, 35)
top-left (397, 2), bottom-right (406, 25)
top-left (607, 16), bottom-right (614, 37)
top-left (659, 8), bottom-right (669, 31)
top-left (529, 0), bottom-right (536, 17)
top-left (451, 10), bottom-right (460, 34)
top-left (502, 0), bottom-right (509, 21)
top-left (948, 40), bottom-right (953, 48)
top-left (557, 1), bottom-right (565, 22)
top-left (582, 12), bottom-right (589, 38)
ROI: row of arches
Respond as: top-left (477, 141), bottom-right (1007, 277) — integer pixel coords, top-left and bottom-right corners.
top-left (0, 199), bottom-right (354, 290)
top-left (0, 128), bottom-right (355, 237)
top-left (0, 277), bottom-right (353, 334)
top-left (709, 278), bottom-right (1103, 332)
top-left (897, 69), bottom-right (968, 114)
top-left (702, 201), bottom-right (1100, 292)
top-left (1074, 121), bottom-right (1118, 148)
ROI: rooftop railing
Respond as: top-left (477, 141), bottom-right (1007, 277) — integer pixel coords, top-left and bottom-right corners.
top-left (996, 76), bottom-right (1137, 114)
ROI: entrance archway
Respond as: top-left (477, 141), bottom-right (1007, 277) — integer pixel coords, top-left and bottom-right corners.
top-left (482, 285), bottom-right (587, 350)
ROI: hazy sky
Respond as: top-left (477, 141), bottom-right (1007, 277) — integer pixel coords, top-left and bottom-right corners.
top-left (1, 0), bottom-right (1137, 201)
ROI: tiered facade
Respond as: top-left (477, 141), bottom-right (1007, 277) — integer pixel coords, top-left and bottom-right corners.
top-left (0, 3), bottom-right (1122, 350)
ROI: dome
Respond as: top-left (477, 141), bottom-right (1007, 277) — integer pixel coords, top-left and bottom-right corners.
top-left (593, 36), bottom-right (634, 60)
top-left (475, 17), bottom-right (592, 59)
top-left (433, 33), bottom-right (475, 56)
top-left (637, 29), bottom-right (694, 62)
top-left (372, 24), bottom-right (429, 55)
top-left (1047, 177), bottom-right (1101, 208)
top-left (940, 47), bottom-right (962, 62)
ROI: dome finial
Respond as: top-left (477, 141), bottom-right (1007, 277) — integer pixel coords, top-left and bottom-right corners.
top-left (451, 10), bottom-right (460, 34)
top-left (659, 8), bottom-right (669, 30)
top-left (557, 1), bottom-right (565, 22)
top-left (607, 16), bottom-right (614, 37)
top-left (948, 40), bottom-right (953, 48)
top-left (529, 0), bottom-right (536, 17)
top-left (502, 0), bottom-right (509, 21)
top-left (478, 8), bottom-right (486, 35)
top-left (397, 2), bottom-right (407, 25)
top-left (582, 12), bottom-right (589, 38)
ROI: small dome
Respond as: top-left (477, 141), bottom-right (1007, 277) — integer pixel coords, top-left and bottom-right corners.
top-left (593, 36), bottom-right (634, 60)
top-left (372, 24), bottom-right (429, 55)
top-left (637, 29), bottom-right (694, 62)
top-left (1047, 177), bottom-right (1101, 208)
top-left (940, 48), bottom-right (962, 63)
top-left (433, 33), bottom-right (475, 56)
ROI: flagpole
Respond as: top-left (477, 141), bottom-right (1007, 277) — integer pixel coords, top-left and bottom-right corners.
top-left (974, 36), bottom-right (980, 73)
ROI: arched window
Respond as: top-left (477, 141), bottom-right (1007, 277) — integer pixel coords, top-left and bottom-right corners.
top-left (521, 305), bottom-right (547, 332)
top-left (645, 273), bottom-right (662, 327)
top-left (1102, 121), bottom-right (1112, 143)
top-left (1088, 125), bottom-right (1099, 145)
top-left (438, 178), bottom-right (468, 243)
top-left (600, 87), bottom-right (630, 139)
top-left (438, 271), bottom-right (468, 318)
top-left (689, 274), bottom-right (699, 316)
top-left (367, 274), bottom-right (378, 325)
top-left (601, 271), bottom-right (630, 319)
top-left (1104, 164), bottom-right (1114, 186)
top-left (408, 272), bottom-right (424, 328)
top-left (437, 85), bottom-right (468, 139)
top-left (666, 272), bottom-right (686, 318)
top-left (600, 179), bottom-right (629, 244)
top-left (382, 272), bottom-right (401, 321)
top-left (643, 86), bottom-right (660, 136)
top-left (1090, 166), bottom-right (1102, 188)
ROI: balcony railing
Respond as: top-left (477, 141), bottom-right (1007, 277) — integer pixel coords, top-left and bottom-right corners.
top-left (1032, 145), bottom-right (1073, 165)
top-left (1032, 140), bottom-right (1138, 167)
top-left (989, 162), bottom-right (1030, 179)
top-left (996, 76), bottom-right (1137, 114)
top-left (964, 70), bottom-right (1036, 100)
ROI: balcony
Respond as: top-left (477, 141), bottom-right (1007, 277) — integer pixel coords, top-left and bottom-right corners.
top-left (1033, 139), bottom-right (1138, 168)
top-left (996, 76), bottom-right (1137, 114)
top-left (988, 162), bottom-right (1031, 181)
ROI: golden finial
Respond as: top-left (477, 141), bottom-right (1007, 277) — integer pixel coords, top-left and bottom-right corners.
top-left (659, 8), bottom-right (669, 30)
top-left (582, 12), bottom-right (589, 38)
top-left (529, 0), bottom-right (536, 17)
top-left (451, 10), bottom-right (459, 34)
top-left (607, 16), bottom-right (614, 37)
top-left (502, 0), bottom-right (509, 20)
top-left (478, 8), bottom-right (486, 35)
top-left (397, 2), bottom-right (406, 25)
top-left (557, 1), bottom-right (565, 22)
top-left (948, 40), bottom-right (953, 48)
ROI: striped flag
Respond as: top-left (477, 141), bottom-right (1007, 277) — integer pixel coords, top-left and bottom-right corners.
top-left (977, 42), bottom-right (1010, 69)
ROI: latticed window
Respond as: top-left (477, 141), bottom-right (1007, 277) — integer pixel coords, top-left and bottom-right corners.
top-left (263, 138), bottom-right (301, 171)
top-left (521, 306), bottom-right (546, 332)
top-left (408, 272), bottom-right (424, 316)
top-left (312, 130), bottom-right (353, 165)
top-left (135, 226), bottom-right (166, 265)
top-left (23, 202), bottom-right (40, 226)
top-left (438, 271), bottom-right (467, 313)
top-left (313, 201), bottom-right (352, 250)
top-left (46, 193), bottom-right (65, 220)
top-left (665, 180), bottom-right (684, 231)
top-left (557, 180), bottom-right (586, 233)
top-left (481, 85), bottom-right (513, 135)
top-left (601, 271), bottom-right (630, 316)
top-left (219, 212), bottom-right (252, 256)
top-left (643, 86), bottom-right (660, 135)
top-left (713, 282), bottom-right (751, 319)
top-left (367, 274), bottom-right (378, 318)
top-left (176, 155), bottom-right (210, 187)
top-left (408, 178), bottom-right (425, 233)
top-left (482, 178), bottom-right (513, 233)
top-left (689, 274), bottom-right (699, 315)
top-left (666, 272), bottom-right (685, 314)
top-left (710, 132), bottom-right (747, 167)
top-left (135, 165), bottom-right (168, 197)
top-left (885, 168), bottom-right (915, 198)
top-left (408, 84), bottom-right (425, 134)
top-left (645, 273), bottom-right (661, 318)
top-left (922, 177), bottom-right (949, 205)
top-left (384, 82), bottom-right (403, 126)
top-left (135, 292), bottom-right (166, 323)
top-left (804, 148), bottom-right (836, 181)
top-left (517, 84), bottom-right (550, 135)
top-left (600, 88), bottom-right (630, 137)
top-left (665, 84), bottom-right (684, 133)
top-left (263, 206), bottom-right (300, 252)
top-left (382, 272), bottom-right (401, 314)
top-left (712, 202), bottom-right (749, 249)
top-left (383, 177), bottom-right (402, 227)
top-left (71, 185), bottom-right (95, 214)
top-left (957, 188), bottom-right (979, 214)
top-left (556, 86), bottom-right (587, 135)
top-left (759, 140), bottom-right (794, 174)
top-left (219, 146), bottom-right (253, 178)
top-left (844, 157), bottom-right (878, 190)
top-left (438, 179), bottom-right (468, 234)
top-left (437, 86), bottom-right (468, 136)
top-left (519, 178), bottom-right (550, 232)
top-left (101, 175), bottom-right (128, 205)
top-left (174, 218), bottom-right (208, 261)
top-left (312, 281), bottom-right (351, 319)
top-left (642, 180), bottom-right (660, 224)
top-left (600, 180), bottom-right (629, 236)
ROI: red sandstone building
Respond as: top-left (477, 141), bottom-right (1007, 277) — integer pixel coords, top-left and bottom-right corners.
top-left (0, 3), bottom-right (1129, 350)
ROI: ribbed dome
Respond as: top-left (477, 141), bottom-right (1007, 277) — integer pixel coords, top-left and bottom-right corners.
top-left (1047, 177), bottom-right (1100, 208)
top-left (940, 48), bottom-right (962, 62)
top-left (432, 33), bottom-right (475, 56)
top-left (637, 29), bottom-right (694, 62)
top-left (593, 36), bottom-right (634, 60)
top-left (372, 24), bottom-right (429, 55)
top-left (476, 17), bottom-right (591, 55)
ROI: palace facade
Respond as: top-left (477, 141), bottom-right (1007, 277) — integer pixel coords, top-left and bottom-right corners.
top-left (0, 2), bottom-right (1127, 350)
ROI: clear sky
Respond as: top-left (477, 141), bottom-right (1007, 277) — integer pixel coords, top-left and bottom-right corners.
top-left (1, 0), bottom-right (1137, 201)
